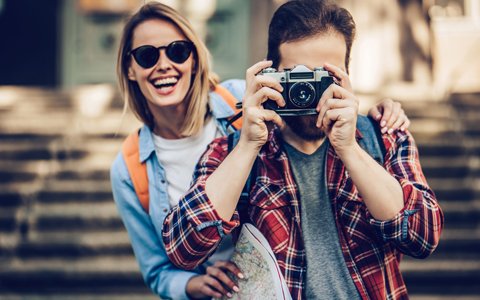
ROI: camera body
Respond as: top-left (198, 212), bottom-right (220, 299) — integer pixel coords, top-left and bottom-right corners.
top-left (261, 64), bottom-right (334, 116)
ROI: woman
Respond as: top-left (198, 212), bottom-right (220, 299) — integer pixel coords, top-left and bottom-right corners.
top-left (110, 2), bottom-right (410, 299)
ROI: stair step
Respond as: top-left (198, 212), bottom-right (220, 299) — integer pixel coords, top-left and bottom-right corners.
top-left (402, 259), bottom-right (480, 295)
top-left (12, 231), bottom-right (132, 258)
top-left (411, 296), bottom-right (480, 300)
top-left (0, 111), bottom-right (139, 137)
top-left (451, 92), bottom-right (480, 106)
top-left (427, 178), bottom-right (475, 201)
top-left (0, 208), bottom-right (17, 232)
top-left (440, 201), bottom-right (480, 228)
top-left (0, 256), bottom-right (147, 294)
top-left (429, 229), bottom-right (480, 259)
top-left (0, 294), bottom-right (157, 300)
top-left (0, 191), bottom-right (24, 208)
top-left (35, 180), bottom-right (113, 203)
top-left (33, 202), bottom-right (122, 232)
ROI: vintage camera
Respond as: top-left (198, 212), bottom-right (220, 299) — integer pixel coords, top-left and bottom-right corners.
top-left (261, 64), bottom-right (334, 116)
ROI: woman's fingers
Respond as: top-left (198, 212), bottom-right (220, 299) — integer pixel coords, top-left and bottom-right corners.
top-left (378, 99), bottom-right (394, 130)
top-left (389, 112), bottom-right (410, 133)
top-left (204, 275), bottom-right (229, 298)
top-left (206, 269), bottom-right (236, 294)
top-left (213, 261), bottom-right (244, 279)
top-left (383, 101), bottom-right (401, 133)
top-left (201, 284), bottom-right (223, 299)
top-left (367, 105), bottom-right (383, 122)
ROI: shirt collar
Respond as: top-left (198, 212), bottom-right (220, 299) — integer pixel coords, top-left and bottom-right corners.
top-left (209, 91), bottom-right (236, 119)
top-left (137, 94), bottom-right (235, 163)
top-left (138, 125), bottom-right (156, 163)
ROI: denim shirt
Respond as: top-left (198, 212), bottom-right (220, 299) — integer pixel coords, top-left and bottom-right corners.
top-left (110, 79), bottom-right (245, 300)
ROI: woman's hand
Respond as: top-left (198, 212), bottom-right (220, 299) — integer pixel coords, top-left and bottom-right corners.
top-left (368, 98), bottom-right (411, 134)
top-left (239, 60), bottom-right (285, 151)
top-left (186, 261), bottom-right (244, 299)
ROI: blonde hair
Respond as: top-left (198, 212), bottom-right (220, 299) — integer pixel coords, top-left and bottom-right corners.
top-left (117, 2), bottom-right (218, 136)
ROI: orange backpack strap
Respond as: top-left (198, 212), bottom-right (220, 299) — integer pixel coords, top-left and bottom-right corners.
top-left (122, 130), bottom-right (150, 213)
top-left (214, 85), bottom-right (243, 129)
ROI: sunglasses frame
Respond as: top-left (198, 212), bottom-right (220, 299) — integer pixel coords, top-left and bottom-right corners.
top-left (128, 40), bottom-right (195, 68)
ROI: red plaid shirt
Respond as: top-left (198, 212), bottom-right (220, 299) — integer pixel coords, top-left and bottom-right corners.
top-left (163, 125), bottom-right (443, 300)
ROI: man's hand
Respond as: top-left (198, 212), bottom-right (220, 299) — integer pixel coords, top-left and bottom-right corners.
top-left (186, 261), bottom-right (244, 299)
top-left (316, 63), bottom-right (359, 155)
top-left (239, 60), bottom-right (285, 151)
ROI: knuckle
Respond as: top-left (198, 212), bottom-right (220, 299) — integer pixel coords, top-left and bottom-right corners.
top-left (345, 107), bottom-right (355, 116)
top-left (214, 261), bottom-right (223, 267)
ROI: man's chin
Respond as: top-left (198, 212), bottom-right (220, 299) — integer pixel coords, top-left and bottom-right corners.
top-left (283, 115), bottom-right (325, 141)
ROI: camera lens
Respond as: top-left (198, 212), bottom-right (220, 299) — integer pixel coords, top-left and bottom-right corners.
top-left (289, 82), bottom-right (316, 108)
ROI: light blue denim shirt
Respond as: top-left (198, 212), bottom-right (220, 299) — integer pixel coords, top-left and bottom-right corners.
top-left (110, 79), bottom-right (245, 300)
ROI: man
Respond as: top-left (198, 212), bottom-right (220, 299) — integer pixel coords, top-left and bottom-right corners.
top-left (162, 1), bottom-right (443, 299)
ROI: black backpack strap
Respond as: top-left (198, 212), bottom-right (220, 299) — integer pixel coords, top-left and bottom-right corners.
top-left (227, 130), bottom-right (256, 223)
top-left (356, 116), bottom-right (386, 165)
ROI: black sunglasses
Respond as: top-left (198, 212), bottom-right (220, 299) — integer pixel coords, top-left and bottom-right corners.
top-left (129, 40), bottom-right (194, 68)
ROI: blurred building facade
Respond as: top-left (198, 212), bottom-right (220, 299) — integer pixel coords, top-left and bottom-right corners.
top-left (1, 0), bottom-right (479, 96)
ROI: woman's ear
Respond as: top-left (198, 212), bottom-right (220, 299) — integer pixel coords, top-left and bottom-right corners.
top-left (128, 66), bottom-right (136, 81)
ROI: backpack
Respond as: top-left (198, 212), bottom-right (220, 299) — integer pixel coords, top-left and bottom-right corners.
top-left (227, 115), bottom-right (387, 203)
top-left (121, 85), bottom-right (243, 213)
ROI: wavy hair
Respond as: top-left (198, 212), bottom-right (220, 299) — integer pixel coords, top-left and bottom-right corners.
top-left (267, 0), bottom-right (356, 72)
top-left (117, 2), bottom-right (218, 136)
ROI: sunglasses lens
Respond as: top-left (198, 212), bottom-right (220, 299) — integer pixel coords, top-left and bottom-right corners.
top-left (166, 41), bottom-right (193, 64)
top-left (133, 46), bottom-right (159, 68)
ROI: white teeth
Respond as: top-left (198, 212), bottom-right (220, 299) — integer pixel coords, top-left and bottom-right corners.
top-left (153, 77), bottom-right (178, 87)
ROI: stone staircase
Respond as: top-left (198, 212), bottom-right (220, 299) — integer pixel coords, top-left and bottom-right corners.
top-left (399, 93), bottom-right (480, 299)
top-left (0, 86), bottom-right (479, 299)
top-left (0, 86), bottom-right (155, 299)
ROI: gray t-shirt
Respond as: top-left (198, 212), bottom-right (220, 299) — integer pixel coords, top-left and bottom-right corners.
top-left (284, 141), bottom-right (360, 300)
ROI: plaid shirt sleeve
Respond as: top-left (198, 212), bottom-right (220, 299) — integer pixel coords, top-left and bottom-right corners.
top-left (162, 137), bottom-right (241, 270)
top-left (368, 130), bottom-right (444, 258)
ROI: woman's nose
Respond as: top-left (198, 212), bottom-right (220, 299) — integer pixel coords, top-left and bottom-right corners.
top-left (155, 50), bottom-right (172, 71)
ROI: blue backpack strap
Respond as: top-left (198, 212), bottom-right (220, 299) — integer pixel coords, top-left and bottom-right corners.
top-left (356, 115), bottom-right (386, 165)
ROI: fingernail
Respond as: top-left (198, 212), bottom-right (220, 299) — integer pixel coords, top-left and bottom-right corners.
top-left (381, 120), bottom-right (386, 127)
top-left (233, 286), bottom-right (240, 293)
top-left (400, 127), bottom-right (405, 132)
top-left (238, 273), bottom-right (245, 279)
top-left (375, 114), bottom-right (381, 120)
top-left (381, 127), bottom-right (387, 134)
top-left (227, 292), bottom-right (233, 298)
top-left (388, 128), bottom-right (393, 134)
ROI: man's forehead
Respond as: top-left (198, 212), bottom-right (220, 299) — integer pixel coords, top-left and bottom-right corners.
top-left (278, 33), bottom-right (347, 71)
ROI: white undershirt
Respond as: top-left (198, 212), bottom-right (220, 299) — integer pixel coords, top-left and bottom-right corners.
top-left (152, 117), bottom-right (221, 207)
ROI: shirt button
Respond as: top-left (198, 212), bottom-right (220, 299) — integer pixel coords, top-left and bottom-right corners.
top-left (163, 208), bottom-right (168, 213)
top-left (161, 180), bottom-right (166, 184)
